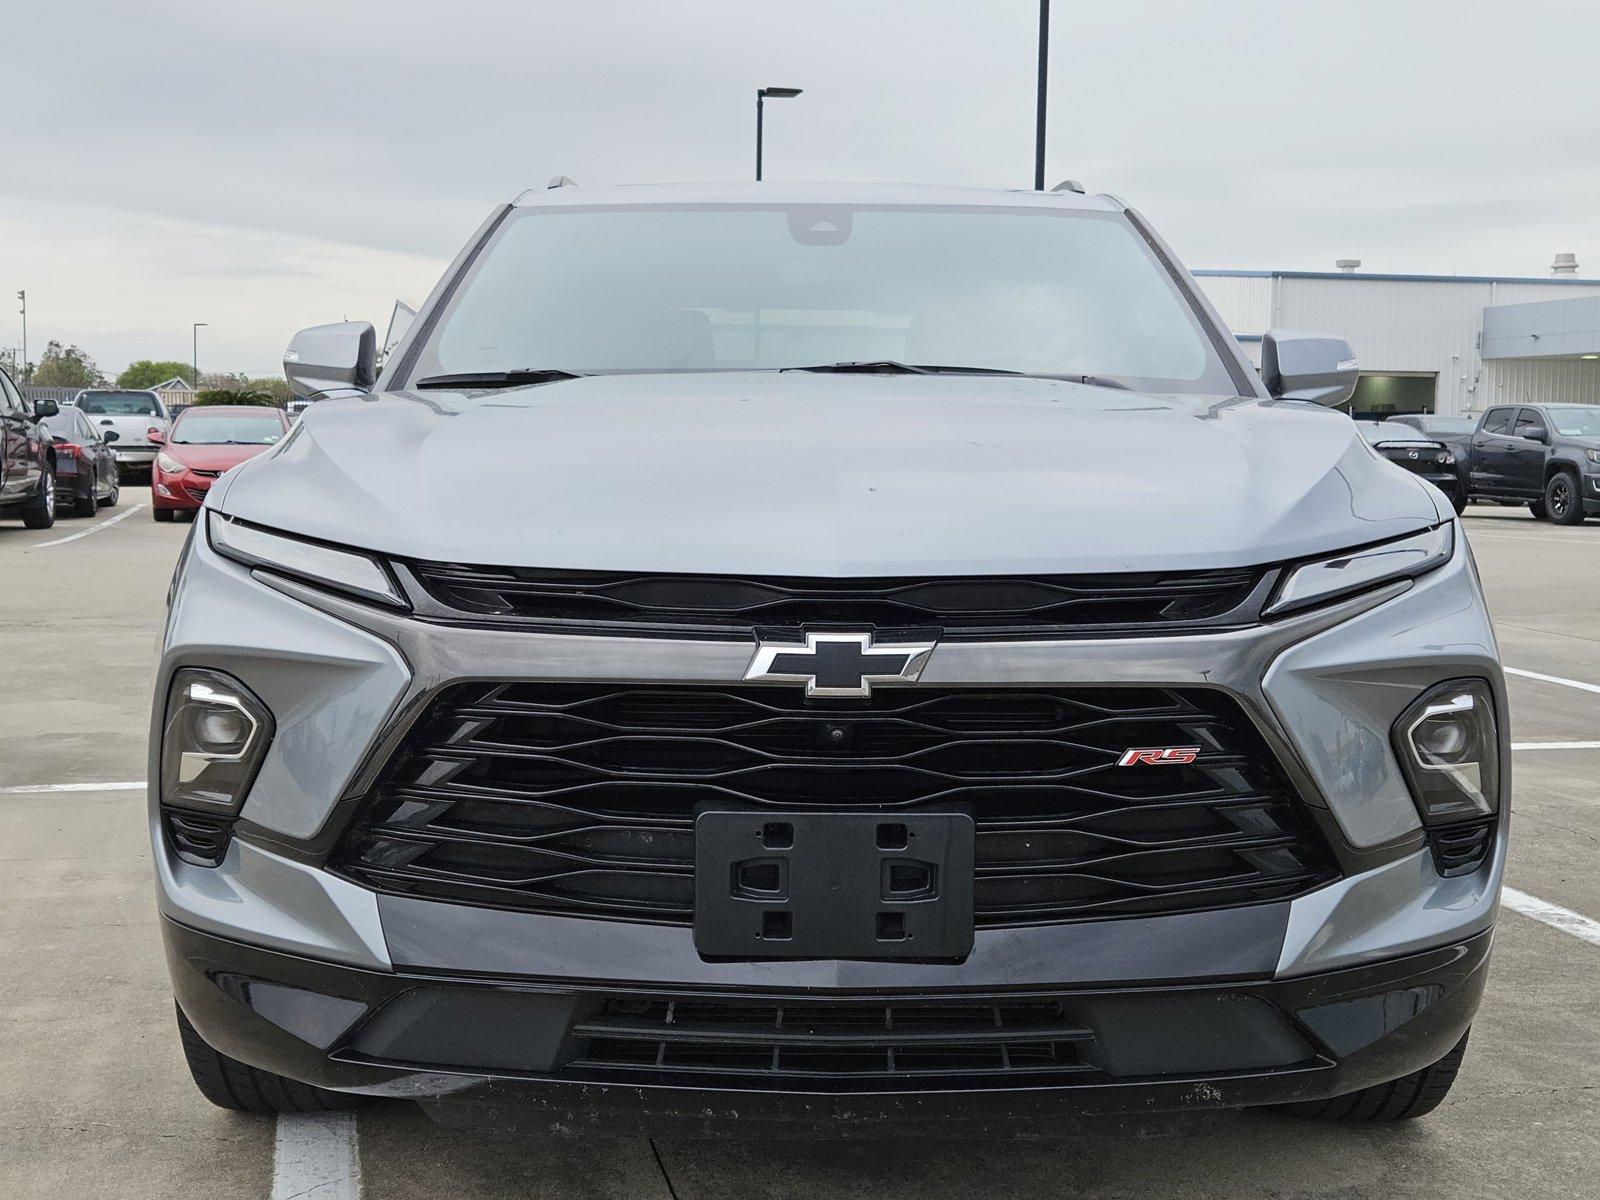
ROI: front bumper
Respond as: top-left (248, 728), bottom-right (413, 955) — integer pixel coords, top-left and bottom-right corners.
top-left (153, 511), bottom-right (1508, 1125)
top-left (153, 472), bottom-right (214, 510)
top-left (115, 446), bottom-right (158, 468)
top-left (166, 916), bottom-right (1492, 1133)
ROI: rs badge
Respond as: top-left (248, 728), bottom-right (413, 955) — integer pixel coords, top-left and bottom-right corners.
top-left (1117, 746), bottom-right (1201, 767)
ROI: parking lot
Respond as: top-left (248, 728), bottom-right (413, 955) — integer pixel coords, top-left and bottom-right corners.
top-left (2, 493), bottom-right (1597, 1200)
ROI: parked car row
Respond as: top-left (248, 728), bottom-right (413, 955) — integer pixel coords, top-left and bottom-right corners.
top-left (1362, 405), bottom-right (1600, 525)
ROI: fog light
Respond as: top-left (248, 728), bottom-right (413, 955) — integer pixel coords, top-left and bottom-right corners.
top-left (161, 669), bottom-right (273, 812)
top-left (1392, 679), bottom-right (1499, 823)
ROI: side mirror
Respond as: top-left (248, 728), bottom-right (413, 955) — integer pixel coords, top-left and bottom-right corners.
top-left (147, 428), bottom-right (165, 445)
top-left (102, 430), bottom-right (121, 444)
top-left (33, 399), bottom-right (59, 418)
top-left (1261, 329), bottom-right (1359, 407)
top-left (1525, 428), bottom-right (1549, 444)
top-left (284, 321), bottom-right (378, 401)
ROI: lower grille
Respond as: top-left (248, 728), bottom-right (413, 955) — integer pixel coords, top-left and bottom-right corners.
top-left (1429, 818), bottom-right (1495, 877)
top-left (163, 807), bottom-right (234, 867)
top-left (569, 995), bottom-right (1096, 1089)
top-left (332, 682), bottom-right (1338, 927)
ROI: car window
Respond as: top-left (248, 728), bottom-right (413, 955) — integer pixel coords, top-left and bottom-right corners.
top-left (0, 372), bottom-right (20, 415)
top-left (170, 411), bottom-right (286, 445)
top-left (1358, 421), bottom-right (1429, 444)
top-left (1420, 417), bottom-right (1475, 435)
top-left (77, 391), bottom-right (160, 416)
top-left (408, 204), bottom-right (1241, 395)
top-left (1544, 405), bottom-right (1600, 437)
top-left (1514, 408), bottom-right (1548, 439)
top-left (1481, 408), bottom-right (1513, 435)
top-left (79, 412), bottom-right (100, 441)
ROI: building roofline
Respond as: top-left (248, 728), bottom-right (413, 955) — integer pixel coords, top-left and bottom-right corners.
top-left (1193, 268), bottom-right (1600, 287)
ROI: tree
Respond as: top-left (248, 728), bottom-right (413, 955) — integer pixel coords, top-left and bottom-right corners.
top-left (117, 360), bottom-right (195, 389)
top-left (194, 388), bottom-right (278, 407)
top-left (31, 341), bottom-right (104, 388)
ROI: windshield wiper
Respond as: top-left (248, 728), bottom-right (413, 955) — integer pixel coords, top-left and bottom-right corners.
top-left (414, 369), bottom-right (588, 390)
top-left (782, 361), bottom-right (1027, 377)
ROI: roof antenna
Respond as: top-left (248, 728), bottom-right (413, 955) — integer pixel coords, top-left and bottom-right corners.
top-left (546, 175), bottom-right (578, 189)
top-left (1050, 180), bottom-right (1084, 194)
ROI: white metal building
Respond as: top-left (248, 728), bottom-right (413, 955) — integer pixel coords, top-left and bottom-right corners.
top-left (1194, 266), bottom-right (1600, 417)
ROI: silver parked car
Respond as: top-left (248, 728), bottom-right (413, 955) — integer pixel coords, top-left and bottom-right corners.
top-left (152, 183), bottom-right (1505, 1133)
top-left (72, 388), bottom-right (170, 476)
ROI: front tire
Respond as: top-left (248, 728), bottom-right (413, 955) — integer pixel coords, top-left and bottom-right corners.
top-left (154, 506), bottom-right (175, 522)
top-left (175, 1005), bottom-right (358, 1114)
top-left (22, 464), bottom-right (56, 529)
top-left (1276, 1032), bottom-right (1469, 1122)
top-left (1546, 471), bottom-right (1585, 526)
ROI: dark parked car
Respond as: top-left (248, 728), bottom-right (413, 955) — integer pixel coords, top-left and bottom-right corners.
top-left (1390, 414), bottom-right (1476, 456)
top-left (1465, 403), bottom-right (1600, 524)
top-left (1358, 420), bottom-right (1464, 512)
top-left (43, 407), bottom-right (121, 516)
top-left (0, 366), bottom-right (58, 529)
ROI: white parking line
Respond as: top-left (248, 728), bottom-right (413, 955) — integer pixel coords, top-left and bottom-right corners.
top-left (1505, 666), bottom-right (1600, 696)
top-left (0, 780), bottom-right (145, 795)
top-left (1502, 887), bottom-right (1600, 949)
top-left (271, 1112), bottom-right (361, 1200)
top-left (1512, 741), bottom-right (1600, 751)
top-left (31, 503), bottom-right (146, 548)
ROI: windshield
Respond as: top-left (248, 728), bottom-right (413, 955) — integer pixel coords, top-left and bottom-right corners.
top-left (404, 205), bottom-right (1238, 394)
top-left (77, 391), bottom-right (160, 416)
top-left (172, 412), bottom-right (284, 445)
top-left (1545, 406), bottom-right (1600, 438)
top-left (1419, 417), bottom-right (1475, 435)
top-left (1361, 421), bottom-right (1430, 443)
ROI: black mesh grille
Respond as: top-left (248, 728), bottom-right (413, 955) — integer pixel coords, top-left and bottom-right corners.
top-left (405, 562), bottom-right (1272, 639)
top-left (567, 995), bottom-right (1098, 1090)
top-left (332, 683), bottom-right (1337, 927)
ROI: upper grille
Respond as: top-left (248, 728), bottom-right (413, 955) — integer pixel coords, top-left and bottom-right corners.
top-left (332, 683), bottom-right (1337, 928)
top-left (404, 562), bottom-right (1273, 639)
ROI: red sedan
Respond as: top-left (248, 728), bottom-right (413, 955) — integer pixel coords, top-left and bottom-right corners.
top-left (151, 406), bottom-right (291, 521)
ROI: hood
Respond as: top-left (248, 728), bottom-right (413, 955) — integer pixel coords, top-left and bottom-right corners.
top-left (167, 442), bottom-right (277, 472)
top-left (217, 373), bottom-right (1443, 576)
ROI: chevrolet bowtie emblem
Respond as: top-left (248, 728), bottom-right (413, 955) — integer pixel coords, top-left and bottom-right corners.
top-left (744, 631), bottom-right (936, 698)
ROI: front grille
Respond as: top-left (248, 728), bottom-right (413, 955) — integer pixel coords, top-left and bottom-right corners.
top-left (332, 683), bottom-right (1337, 928)
top-left (567, 995), bottom-right (1097, 1090)
top-left (405, 562), bottom-right (1273, 639)
top-left (163, 807), bottom-right (234, 867)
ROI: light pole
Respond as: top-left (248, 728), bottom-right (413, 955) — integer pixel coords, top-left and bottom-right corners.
top-left (16, 291), bottom-right (26, 381)
top-left (756, 86), bottom-right (802, 182)
top-left (1034, 0), bottom-right (1050, 190)
top-left (192, 323), bottom-right (206, 392)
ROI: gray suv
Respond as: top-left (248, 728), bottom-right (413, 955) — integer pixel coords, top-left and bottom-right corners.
top-left (153, 183), bottom-right (1505, 1132)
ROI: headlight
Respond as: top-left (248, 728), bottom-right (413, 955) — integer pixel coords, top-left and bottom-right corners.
top-left (155, 452), bottom-right (183, 473)
top-left (1265, 524), bottom-right (1454, 617)
top-left (208, 512), bottom-right (406, 608)
top-left (1440, 452), bottom-right (1455, 466)
top-left (1392, 679), bottom-right (1500, 823)
top-left (1587, 449), bottom-right (1600, 467)
top-left (160, 668), bottom-right (273, 815)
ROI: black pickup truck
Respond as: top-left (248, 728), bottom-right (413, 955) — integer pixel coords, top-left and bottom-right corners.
top-left (1464, 403), bottom-right (1600, 525)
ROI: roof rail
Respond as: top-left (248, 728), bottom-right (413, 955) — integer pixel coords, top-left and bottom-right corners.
top-left (546, 175), bottom-right (578, 189)
top-left (1050, 179), bottom-right (1085, 194)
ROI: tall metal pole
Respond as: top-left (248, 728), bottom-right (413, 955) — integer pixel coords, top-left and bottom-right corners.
top-left (16, 291), bottom-right (26, 380)
top-left (192, 322), bottom-right (206, 390)
top-left (756, 93), bottom-right (765, 182)
top-left (1034, 0), bottom-right (1050, 190)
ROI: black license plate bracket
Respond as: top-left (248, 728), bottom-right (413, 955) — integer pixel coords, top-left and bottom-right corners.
top-left (693, 810), bottom-right (975, 961)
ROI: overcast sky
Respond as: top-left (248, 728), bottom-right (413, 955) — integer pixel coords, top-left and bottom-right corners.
top-left (4, 0), bottom-right (1597, 378)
